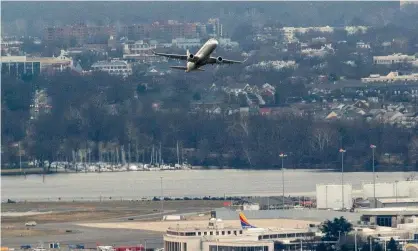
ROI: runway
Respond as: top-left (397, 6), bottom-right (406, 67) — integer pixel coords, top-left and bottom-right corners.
top-left (1, 201), bottom-right (222, 249)
top-left (2, 211), bottom-right (172, 249)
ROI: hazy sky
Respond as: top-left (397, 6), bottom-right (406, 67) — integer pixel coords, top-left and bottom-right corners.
top-left (1, 1), bottom-right (404, 36)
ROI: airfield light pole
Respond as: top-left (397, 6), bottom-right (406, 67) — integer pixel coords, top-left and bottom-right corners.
top-left (354, 229), bottom-right (358, 251)
top-left (18, 142), bottom-right (22, 174)
top-left (370, 144), bottom-right (377, 208)
top-left (384, 153), bottom-right (391, 168)
top-left (369, 236), bottom-right (373, 251)
top-left (339, 149), bottom-right (346, 210)
top-left (279, 153), bottom-right (287, 208)
top-left (160, 176), bottom-right (164, 213)
top-left (12, 142), bottom-right (23, 175)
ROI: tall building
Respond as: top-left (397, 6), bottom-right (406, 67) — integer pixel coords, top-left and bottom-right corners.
top-left (208, 18), bottom-right (223, 37)
top-left (43, 24), bottom-right (116, 45)
top-left (196, 24), bottom-right (208, 37)
top-left (163, 23), bottom-right (198, 39)
top-left (122, 21), bottom-right (203, 41)
top-left (122, 24), bottom-right (151, 40)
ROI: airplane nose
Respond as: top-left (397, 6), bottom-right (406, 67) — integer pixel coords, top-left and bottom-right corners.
top-left (186, 62), bottom-right (194, 72)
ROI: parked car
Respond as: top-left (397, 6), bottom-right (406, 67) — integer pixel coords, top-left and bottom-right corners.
top-left (25, 221), bottom-right (37, 227)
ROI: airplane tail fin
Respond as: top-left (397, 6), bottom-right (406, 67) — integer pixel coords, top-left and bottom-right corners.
top-left (186, 49), bottom-right (190, 57)
top-left (239, 212), bottom-right (256, 229)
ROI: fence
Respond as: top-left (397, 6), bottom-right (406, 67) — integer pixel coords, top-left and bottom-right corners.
top-left (2, 194), bottom-right (316, 203)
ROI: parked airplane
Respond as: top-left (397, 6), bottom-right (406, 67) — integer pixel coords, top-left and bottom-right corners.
top-left (152, 38), bottom-right (246, 72)
top-left (239, 212), bottom-right (265, 232)
top-left (239, 212), bottom-right (256, 229)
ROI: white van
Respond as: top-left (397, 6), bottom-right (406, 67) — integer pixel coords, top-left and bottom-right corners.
top-left (25, 221), bottom-right (37, 227)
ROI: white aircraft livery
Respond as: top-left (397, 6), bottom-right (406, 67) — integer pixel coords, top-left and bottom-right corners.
top-left (152, 38), bottom-right (246, 72)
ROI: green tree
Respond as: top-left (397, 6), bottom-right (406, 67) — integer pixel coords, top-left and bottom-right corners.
top-left (73, 51), bottom-right (107, 70)
top-left (387, 238), bottom-right (399, 251)
top-left (374, 242), bottom-right (383, 251)
top-left (1, 76), bottom-right (34, 164)
top-left (274, 90), bottom-right (281, 104)
top-left (339, 244), bottom-right (350, 251)
top-left (316, 242), bottom-right (334, 251)
top-left (359, 238), bottom-right (383, 251)
top-left (136, 84), bottom-right (147, 94)
top-left (192, 92), bottom-right (201, 101)
top-left (320, 217), bottom-right (353, 241)
top-left (360, 243), bottom-right (370, 251)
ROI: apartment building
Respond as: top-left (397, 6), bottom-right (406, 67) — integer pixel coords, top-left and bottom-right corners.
top-left (91, 60), bottom-right (132, 77)
top-left (43, 24), bottom-right (116, 44)
top-left (373, 54), bottom-right (417, 65)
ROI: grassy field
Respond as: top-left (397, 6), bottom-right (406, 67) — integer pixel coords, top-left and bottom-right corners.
top-left (1, 200), bottom-right (224, 239)
top-left (1, 200), bottom-right (224, 223)
top-left (1, 226), bottom-right (70, 238)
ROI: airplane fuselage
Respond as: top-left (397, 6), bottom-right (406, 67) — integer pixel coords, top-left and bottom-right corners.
top-left (186, 38), bottom-right (218, 72)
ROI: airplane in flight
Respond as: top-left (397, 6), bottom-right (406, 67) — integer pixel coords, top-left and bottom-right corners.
top-left (152, 38), bottom-right (246, 72)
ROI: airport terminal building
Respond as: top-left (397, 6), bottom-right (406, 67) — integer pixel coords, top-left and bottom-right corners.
top-left (163, 218), bottom-right (319, 251)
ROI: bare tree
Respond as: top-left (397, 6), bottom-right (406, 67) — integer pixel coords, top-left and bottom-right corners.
top-left (408, 136), bottom-right (418, 166)
top-left (310, 124), bottom-right (338, 165)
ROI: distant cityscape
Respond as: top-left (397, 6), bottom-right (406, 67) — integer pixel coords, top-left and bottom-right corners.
top-left (2, 1), bottom-right (418, 171)
top-left (2, 21), bottom-right (418, 127)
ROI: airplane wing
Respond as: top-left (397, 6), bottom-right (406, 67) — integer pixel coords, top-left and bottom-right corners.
top-left (208, 56), bottom-right (247, 64)
top-left (170, 66), bottom-right (205, 71)
top-left (152, 51), bottom-right (188, 60)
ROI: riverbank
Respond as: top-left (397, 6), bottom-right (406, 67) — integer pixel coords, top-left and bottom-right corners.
top-left (1, 168), bottom-right (46, 176)
top-left (2, 164), bottom-right (416, 177)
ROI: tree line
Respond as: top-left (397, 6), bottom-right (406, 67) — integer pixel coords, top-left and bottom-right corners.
top-left (2, 72), bottom-right (418, 171)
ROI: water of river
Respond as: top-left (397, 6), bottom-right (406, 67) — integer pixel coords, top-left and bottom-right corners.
top-left (1, 169), bottom-right (413, 201)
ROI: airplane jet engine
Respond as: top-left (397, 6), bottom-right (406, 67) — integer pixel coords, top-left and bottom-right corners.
top-left (217, 56), bottom-right (223, 63)
top-left (187, 54), bottom-right (195, 62)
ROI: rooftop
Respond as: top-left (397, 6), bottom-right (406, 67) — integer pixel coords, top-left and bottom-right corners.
top-left (378, 198), bottom-right (418, 204)
top-left (167, 225), bottom-right (312, 234)
top-left (91, 60), bottom-right (129, 67)
top-left (357, 207), bottom-right (418, 215)
top-left (30, 57), bottom-right (72, 64)
top-left (204, 240), bottom-right (273, 246)
top-left (0, 55), bottom-right (72, 64)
